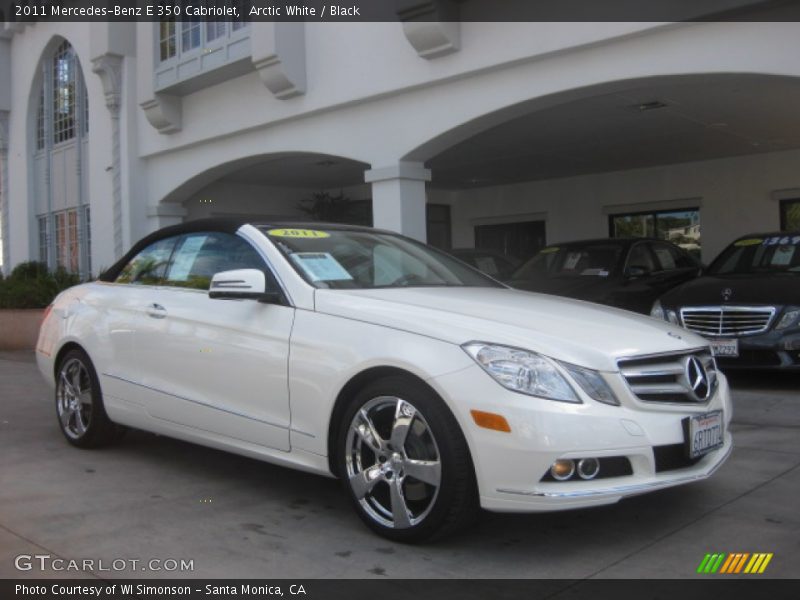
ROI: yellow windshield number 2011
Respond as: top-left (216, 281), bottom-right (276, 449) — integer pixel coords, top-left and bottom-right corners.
top-left (268, 229), bottom-right (330, 239)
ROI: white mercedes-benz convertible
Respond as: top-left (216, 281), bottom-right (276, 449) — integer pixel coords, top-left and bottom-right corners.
top-left (37, 219), bottom-right (732, 541)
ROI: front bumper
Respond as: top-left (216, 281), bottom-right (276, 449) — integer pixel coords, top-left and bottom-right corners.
top-left (430, 363), bottom-right (733, 513)
top-left (713, 330), bottom-right (800, 369)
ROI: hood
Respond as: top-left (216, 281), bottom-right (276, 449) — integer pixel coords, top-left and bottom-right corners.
top-left (314, 287), bottom-right (707, 372)
top-left (508, 275), bottom-right (613, 302)
top-left (661, 273), bottom-right (800, 307)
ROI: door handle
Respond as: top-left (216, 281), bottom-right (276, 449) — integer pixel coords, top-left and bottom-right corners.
top-left (146, 303), bottom-right (167, 319)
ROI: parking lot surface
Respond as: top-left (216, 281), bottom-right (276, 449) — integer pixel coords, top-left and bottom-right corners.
top-left (1, 351), bottom-right (798, 579)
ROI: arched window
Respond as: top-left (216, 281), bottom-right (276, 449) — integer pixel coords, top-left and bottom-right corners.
top-left (33, 40), bottom-right (91, 277)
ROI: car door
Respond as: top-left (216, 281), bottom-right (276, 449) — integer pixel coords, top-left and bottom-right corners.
top-left (615, 241), bottom-right (662, 313)
top-left (99, 236), bottom-right (181, 404)
top-left (651, 242), bottom-right (701, 291)
top-left (135, 230), bottom-right (293, 451)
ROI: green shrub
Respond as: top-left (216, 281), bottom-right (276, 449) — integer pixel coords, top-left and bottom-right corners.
top-left (0, 262), bottom-right (81, 309)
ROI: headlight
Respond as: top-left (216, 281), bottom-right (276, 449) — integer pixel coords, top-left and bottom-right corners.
top-left (650, 300), bottom-right (679, 324)
top-left (462, 343), bottom-right (579, 403)
top-left (560, 362), bottom-right (620, 406)
top-left (776, 309), bottom-right (800, 330)
top-left (650, 300), bottom-right (665, 320)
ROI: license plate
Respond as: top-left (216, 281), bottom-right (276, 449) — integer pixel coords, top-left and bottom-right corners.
top-left (709, 338), bottom-right (738, 357)
top-left (683, 411), bottom-right (724, 459)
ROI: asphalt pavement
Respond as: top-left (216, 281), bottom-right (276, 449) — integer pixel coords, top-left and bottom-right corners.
top-left (1, 351), bottom-right (798, 579)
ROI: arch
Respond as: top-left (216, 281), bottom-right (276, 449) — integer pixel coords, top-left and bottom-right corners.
top-left (402, 72), bottom-right (800, 164)
top-left (158, 151), bottom-right (371, 205)
top-left (145, 151), bottom-right (373, 232)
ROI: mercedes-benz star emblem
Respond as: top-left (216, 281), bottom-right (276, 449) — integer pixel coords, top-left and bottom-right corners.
top-left (721, 287), bottom-right (733, 301)
top-left (685, 356), bottom-right (710, 401)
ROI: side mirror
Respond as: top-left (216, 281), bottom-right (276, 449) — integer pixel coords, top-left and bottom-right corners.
top-left (209, 269), bottom-right (280, 303)
top-left (625, 266), bottom-right (650, 279)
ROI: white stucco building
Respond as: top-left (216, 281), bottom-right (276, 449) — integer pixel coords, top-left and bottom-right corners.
top-left (2, 2), bottom-right (800, 277)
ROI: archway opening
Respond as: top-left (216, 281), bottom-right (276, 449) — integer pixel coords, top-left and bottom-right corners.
top-left (161, 152), bottom-right (372, 226)
top-left (411, 74), bottom-right (800, 264)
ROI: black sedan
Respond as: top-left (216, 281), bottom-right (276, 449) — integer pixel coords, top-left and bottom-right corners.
top-left (653, 232), bottom-right (800, 369)
top-left (508, 238), bottom-right (702, 314)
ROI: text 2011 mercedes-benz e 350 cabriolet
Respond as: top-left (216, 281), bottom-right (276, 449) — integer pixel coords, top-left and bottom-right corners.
top-left (37, 219), bottom-right (732, 541)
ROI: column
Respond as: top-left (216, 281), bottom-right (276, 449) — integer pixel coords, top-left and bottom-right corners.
top-left (0, 110), bottom-right (9, 273)
top-left (365, 162), bottom-right (431, 242)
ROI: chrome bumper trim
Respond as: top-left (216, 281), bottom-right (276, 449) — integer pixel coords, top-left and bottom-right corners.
top-left (497, 441), bottom-right (733, 499)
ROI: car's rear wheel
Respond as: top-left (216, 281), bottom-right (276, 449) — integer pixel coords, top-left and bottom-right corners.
top-left (55, 349), bottom-right (121, 448)
top-left (336, 375), bottom-right (478, 542)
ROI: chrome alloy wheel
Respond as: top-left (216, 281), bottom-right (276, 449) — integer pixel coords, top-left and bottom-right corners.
top-left (345, 396), bottom-right (442, 529)
top-left (56, 358), bottom-right (93, 440)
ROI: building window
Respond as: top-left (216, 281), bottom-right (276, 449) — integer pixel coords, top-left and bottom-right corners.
top-left (159, 18), bottom-right (177, 61)
top-left (32, 39), bottom-right (90, 277)
top-left (181, 18), bottom-right (202, 52)
top-left (780, 199), bottom-right (800, 231)
top-left (474, 220), bottom-right (547, 261)
top-left (52, 40), bottom-right (77, 144)
top-left (42, 208), bottom-right (87, 272)
top-left (158, 3), bottom-right (249, 65)
top-left (426, 204), bottom-right (452, 250)
top-left (609, 208), bottom-right (701, 259)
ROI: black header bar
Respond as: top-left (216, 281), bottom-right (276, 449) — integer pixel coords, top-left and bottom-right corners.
top-left (2, 579), bottom-right (800, 600)
top-left (3, 0), bottom-right (800, 23)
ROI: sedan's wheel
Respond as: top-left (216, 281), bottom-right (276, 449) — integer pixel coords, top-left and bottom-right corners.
top-left (55, 349), bottom-right (120, 448)
top-left (338, 376), bottom-right (478, 542)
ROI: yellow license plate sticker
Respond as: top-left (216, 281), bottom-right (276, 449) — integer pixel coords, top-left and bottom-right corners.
top-left (268, 228), bottom-right (330, 239)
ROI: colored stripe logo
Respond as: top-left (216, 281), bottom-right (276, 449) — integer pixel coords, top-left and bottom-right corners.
top-left (697, 552), bottom-right (773, 574)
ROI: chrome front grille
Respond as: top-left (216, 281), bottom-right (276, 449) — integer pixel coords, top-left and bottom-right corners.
top-left (680, 306), bottom-right (775, 337)
top-left (618, 350), bottom-right (718, 404)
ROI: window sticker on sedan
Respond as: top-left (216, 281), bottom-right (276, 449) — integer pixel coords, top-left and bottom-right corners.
top-left (734, 238), bottom-right (763, 247)
top-left (290, 252), bottom-right (353, 282)
top-left (540, 247), bottom-right (559, 254)
top-left (268, 228), bottom-right (330, 239)
top-left (771, 245), bottom-right (795, 266)
top-left (563, 252), bottom-right (582, 270)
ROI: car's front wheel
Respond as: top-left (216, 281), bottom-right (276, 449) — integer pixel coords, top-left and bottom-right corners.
top-left (55, 348), bottom-right (121, 448)
top-left (336, 375), bottom-right (478, 542)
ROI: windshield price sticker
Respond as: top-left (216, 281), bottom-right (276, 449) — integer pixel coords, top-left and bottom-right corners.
top-left (268, 228), bottom-right (330, 239)
top-left (540, 247), bottom-right (559, 254)
top-left (291, 252), bottom-right (353, 282)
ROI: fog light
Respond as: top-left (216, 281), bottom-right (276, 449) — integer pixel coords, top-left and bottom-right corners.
top-left (550, 459), bottom-right (575, 481)
top-left (577, 458), bottom-right (600, 480)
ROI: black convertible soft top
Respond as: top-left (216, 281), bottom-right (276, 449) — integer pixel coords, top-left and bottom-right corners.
top-left (97, 217), bottom-right (383, 282)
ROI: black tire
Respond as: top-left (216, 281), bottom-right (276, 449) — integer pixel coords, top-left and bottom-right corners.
top-left (55, 348), bottom-right (121, 448)
top-left (335, 375), bottom-right (479, 542)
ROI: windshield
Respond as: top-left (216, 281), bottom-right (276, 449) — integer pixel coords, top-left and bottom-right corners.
top-left (708, 235), bottom-right (800, 275)
top-left (512, 243), bottom-right (623, 280)
top-left (260, 227), bottom-right (502, 289)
